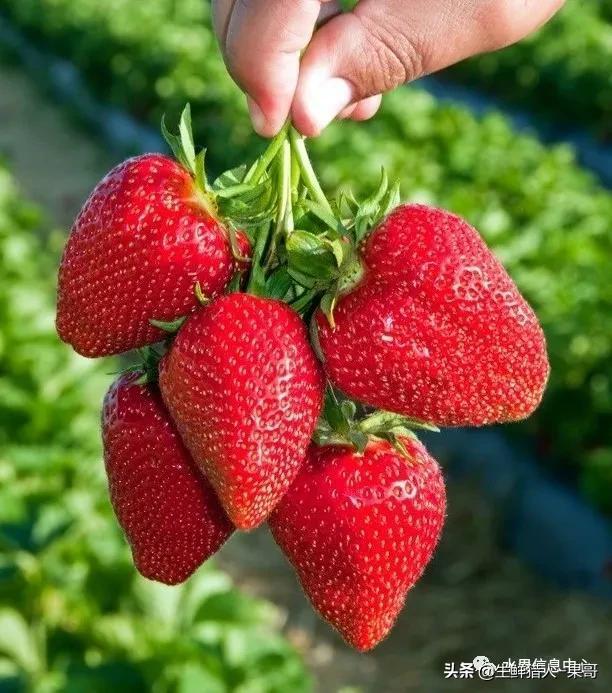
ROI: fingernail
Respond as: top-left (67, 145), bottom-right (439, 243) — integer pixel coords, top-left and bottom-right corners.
top-left (247, 96), bottom-right (267, 136)
top-left (305, 77), bottom-right (354, 134)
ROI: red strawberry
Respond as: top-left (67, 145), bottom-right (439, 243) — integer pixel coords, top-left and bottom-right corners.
top-left (269, 437), bottom-right (446, 651)
top-left (315, 204), bottom-right (549, 426)
top-left (159, 293), bottom-right (325, 530)
top-left (57, 153), bottom-right (249, 357)
top-left (102, 371), bottom-right (233, 585)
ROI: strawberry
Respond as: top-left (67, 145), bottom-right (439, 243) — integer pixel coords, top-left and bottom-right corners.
top-left (159, 292), bottom-right (325, 530)
top-left (314, 204), bottom-right (549, 426)
top-left (57, 152), bottom-right (249, 357)
top-left (102, 371), bottom-right (233, 585)
top-left (269, 437), bottom-right (446, 651)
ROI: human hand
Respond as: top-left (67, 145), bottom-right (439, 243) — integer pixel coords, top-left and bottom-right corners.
top-left (213, 0), bottom-right (564, 138)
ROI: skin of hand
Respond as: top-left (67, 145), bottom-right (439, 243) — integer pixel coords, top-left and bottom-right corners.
top-left (212, 0), bottom-right (565, 138)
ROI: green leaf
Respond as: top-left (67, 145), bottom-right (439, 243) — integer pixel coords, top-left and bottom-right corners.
top-left (213, 164), bottom-right (248, 191)
top-left (286, 231), bottom-right (340, 284)
top-left (265, 267), bottom-right (294, 301)
top-left (194, 149), bottom-right (209, 192)
top-left (161, 104), bottom-right (197, 175)
top-left (0, 609), bottom-right (39, 673)
top-left (178, 103), bottom-right (197, 174)
top-left (176, 664), bottom-right (225, 693)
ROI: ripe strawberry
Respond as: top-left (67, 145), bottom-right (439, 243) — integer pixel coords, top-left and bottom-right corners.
top-left (315, 204), bottom-right (549, 426)
top-left (102, 371), bottom-right (233, 585)
top-left (57, 153), bottom-right (249, 357)
top-left (269, 437), bottom-right (446, 651)
top-left (159, 293), bottom-right (325, 530)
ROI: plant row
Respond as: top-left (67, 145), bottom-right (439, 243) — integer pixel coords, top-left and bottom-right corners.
top-left (0, 0), bottom-right (609, 511)
top-left (448, 0), bottom-right (612, 140)
top-left (0, 160), bottom-right (310, 691)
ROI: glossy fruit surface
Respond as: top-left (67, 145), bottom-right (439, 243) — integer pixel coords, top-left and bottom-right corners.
top-left (160, 293), bottom-right (325, 529)
top-left (57, 154), bottom-right (249, 357)
top-left (316, 204), bottom-right (549, 426)
top-left (269, 437), bottom-right (446, 650)
top-left (102, 371), bottom-right (233, 584)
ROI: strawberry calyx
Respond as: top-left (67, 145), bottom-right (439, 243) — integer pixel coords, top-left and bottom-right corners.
top-left (282, 143), bottom-right (400, 325)
top-left (314, 386), bottom-right (438, 457)
top-left (162, 104), bottom-right (218, 216)
top-left (160, 107), bottom-right (399, 322)
top-left (162, 104), bottom-right (276, 262)
top-left (113, 346), bottom-right (163, 386)
top-left (148, 282), bottom-right (210, 336)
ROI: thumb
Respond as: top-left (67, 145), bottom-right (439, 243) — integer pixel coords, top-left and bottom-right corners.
top-left (292, 0), bottom-right (565, 136)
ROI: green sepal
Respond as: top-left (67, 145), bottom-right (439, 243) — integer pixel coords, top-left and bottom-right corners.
top-left (149, 316), bottom-right (187, 333)
top-left (194, 149), bottom-right (209, 193)
top-left (213, 164), bottom-right (248, 192)
top-left (323, 387), bottom-right (353, 436)
top-left (300, 199), bottom-right (344, 236)
top-left (340, 168), bottom-right (401, 244)
top-left (214, 163), bottom-right (277, 229)
top-left (319, 291), bottom-right (337, 329)
top-left (286, 231), bottom-right (339, 280)
top-left (313, 389), bottom-right (439, 458)
top-left (348, 429), bottom-right (369, 454)
top-left (132, 347), bottom-right (164, 386)
top-left (227, 270), bottom-right (245, 294)
top-left (246, 223), bottom-right (270, 296)
top-left (161, 104), bottom-right (197, 176)
top-left (359, 411), bottom-right (440, 435)
top-left (265, 267), bottom-right (294, 301)
top-left (287, 267), bottom-right (319, 290)
top-left (193, 282), bottom-right (209, 306)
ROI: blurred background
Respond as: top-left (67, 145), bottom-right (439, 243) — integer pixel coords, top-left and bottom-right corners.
top-left (0, 1), bottom-right (610, 691)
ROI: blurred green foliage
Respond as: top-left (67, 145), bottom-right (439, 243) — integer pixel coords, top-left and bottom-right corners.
top-left (448, 1), bottom-right (612, 140)
top-left (1, 0), bottom-right (608, 508)
top-left (0, 162), bottom-right (311, 692)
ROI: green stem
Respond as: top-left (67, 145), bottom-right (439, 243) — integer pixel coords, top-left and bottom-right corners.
top-left (264, 139), bottom-right (292, 268)
top-left (289, 128), bottom-right (333, 214)
top-left (245, 121), bottom-right (290, 184)
top-left (290, 286), bottom-right (320, 312)
top-left (246, 223), bottom-right (271, 294)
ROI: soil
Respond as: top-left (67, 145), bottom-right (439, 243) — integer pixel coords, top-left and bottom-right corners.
top-left (1, 59), bottom-right (610, 693)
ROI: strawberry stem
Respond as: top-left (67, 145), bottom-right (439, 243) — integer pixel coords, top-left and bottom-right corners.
top-left (246, 121), bottom-right (291, 185)
top-left (264, 140), bottom-right (293, 268)
top-left (289, 129), bottom-right (333, 215)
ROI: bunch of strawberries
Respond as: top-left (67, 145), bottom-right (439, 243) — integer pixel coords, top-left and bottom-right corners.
top-left (56, 107), bottom-right (549, 651)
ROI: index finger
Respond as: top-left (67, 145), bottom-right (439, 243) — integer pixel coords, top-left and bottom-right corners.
top-left (221, 0), bottom-right (328, 136)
